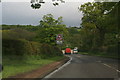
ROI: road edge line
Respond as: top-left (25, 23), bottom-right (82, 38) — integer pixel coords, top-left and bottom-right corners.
top-left (102, 63), bottom-right (120, 73)
top-left (43, 56), bottom-right (72, 78)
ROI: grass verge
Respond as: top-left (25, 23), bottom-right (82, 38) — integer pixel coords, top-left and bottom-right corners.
top-left (79, 52), bottom-right (119, 59)
top-left (2, 55), bottom-right (65, 78)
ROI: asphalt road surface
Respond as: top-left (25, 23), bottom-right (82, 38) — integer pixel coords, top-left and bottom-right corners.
top-left (45, 54), bottom-right (119, 78)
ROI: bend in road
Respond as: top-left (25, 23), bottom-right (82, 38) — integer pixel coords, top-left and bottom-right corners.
top-left (44, 54), bottom-right (119, 78)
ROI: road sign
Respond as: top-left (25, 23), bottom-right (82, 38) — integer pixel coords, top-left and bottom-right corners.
top-left (56, 34), bottom-right (63, 41)
top-left (56, 40), bottom-right (63, 44)
top-left (56, 34), bottom-right (63, 44)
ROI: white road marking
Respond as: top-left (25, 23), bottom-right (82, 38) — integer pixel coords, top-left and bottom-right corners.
top-left (43, 56), bottom-right (72, 78)
top-left (102, 63), bottom-right (120, 73)
top-left (114, 78), bottom-right (120, 80)
top-left (96, 60), bottom-right (120, 73)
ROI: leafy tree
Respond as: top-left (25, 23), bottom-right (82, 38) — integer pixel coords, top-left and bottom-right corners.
top-left (78, 2), bottom-right (119, 53)
top-left (36, 14), bottom-right (68, 45)
top-left (66, 27), bottom-right (80, 47)
top-left (79, 2), bottom-right (118, 47)
top-left (39, 14), bottom-right (63, 28)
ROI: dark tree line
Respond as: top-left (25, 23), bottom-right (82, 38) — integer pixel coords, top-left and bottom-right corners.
top-left (71, 2), bottom-right (119, 54)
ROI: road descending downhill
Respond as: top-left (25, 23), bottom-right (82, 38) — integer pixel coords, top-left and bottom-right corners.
top-left (44, 54), bottom-right (119, 78)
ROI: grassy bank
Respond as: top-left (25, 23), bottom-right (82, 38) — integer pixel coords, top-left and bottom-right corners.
top-left (2, 55), bottom-right (65, 78)
top-left (0, 73), bottom-right (1, 79)
top-left (79, 52), bottom-right (119, 59)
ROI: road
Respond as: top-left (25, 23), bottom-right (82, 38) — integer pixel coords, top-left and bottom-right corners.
top-left (44, 54), bottom-right (119, 78)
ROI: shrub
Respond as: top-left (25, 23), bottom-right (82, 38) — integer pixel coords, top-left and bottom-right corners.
top-left (2, 39), bottom-right (63, 58)
top-left (30, 41), bottom-right (42, 55)
top-left (40, 44), bottom-right (63, 58)
top-left (2, 39), bottom-right (42, 56)
top-left (52, 46), bottom-right (63, 56)
top-left (2, 39), bottom-right (31, 55)
top-left (2, 29), bottom-right (36, 41)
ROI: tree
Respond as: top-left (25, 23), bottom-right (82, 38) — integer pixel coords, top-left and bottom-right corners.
top-left (78, 1), bottom-right (119, 53)
top-left (36, 14), bottom-right (68, 45)
top-left (79, 2), bottom-right (118, 47)
top-left (39, 14), bottom-right (63, 28)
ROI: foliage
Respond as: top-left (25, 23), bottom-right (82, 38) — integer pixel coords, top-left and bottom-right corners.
top-left (2, 38), bottom-right (63, 57)
top-left (80, 2), bottom-right (118, 38)
top-left (2, 29), bottom-right (36, 41)
top-left (79, 51), bottom-right (119, 59)
top-left (40, 44), bottom-right (63, 58)
top-left (2, 25), bottom-right (39, 32)
top-left (75, 2), bottom-right (119, 54)
top-left (39, 14), bottom-right (64, 28)
top-left (2, 39), bottom-right (35, 55)
top-left (62, 27), bottom-right (83, 49)
top-left (36, 14), bottom-right (68, 45)
top-left (2, 14), bottom-right (66, 59)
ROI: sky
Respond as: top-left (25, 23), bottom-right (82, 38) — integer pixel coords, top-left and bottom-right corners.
top-left (1, 0), bottom-right (94, 27)
top-left (1, 0), bottom-right (94, 2)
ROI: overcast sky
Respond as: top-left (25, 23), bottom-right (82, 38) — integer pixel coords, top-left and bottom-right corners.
top-left (1, 1), bottom-right (93, 27)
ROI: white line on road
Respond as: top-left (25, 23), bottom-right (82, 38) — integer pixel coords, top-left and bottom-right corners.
top-left (43, 56), bottom-right (72, 78)
top-left (96, 60), bottom-right (120, 73)
top-left (102, 63), bottom-right (120, 73)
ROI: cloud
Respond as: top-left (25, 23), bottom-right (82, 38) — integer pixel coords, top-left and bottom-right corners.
top-left (2, 0), bottom-right (94, 2)
top-left (2, 2), bottom-right (83, 26)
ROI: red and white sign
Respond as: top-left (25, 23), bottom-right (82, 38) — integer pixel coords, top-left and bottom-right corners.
top-left (56, 34), bottom-right (63, 40)
top-left (56, 34), bottom-right (63, 44)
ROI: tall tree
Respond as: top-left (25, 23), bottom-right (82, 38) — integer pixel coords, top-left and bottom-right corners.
top-left (79, 2), bottom-right (118, 47)
top-left (36, 14), bottom-right (68, 45)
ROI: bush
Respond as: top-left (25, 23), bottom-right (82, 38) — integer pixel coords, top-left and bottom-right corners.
top-left (2, 26), bottom-right (63, 58)
top-left (2, 39), bottom-right (42, 56)
top-left (2, 39), bottom-right (32, 55)
top-left (2, 29), bottom-right (36, 41)
top-left (40, 44), bottom-right (63, 58)
top-left (52, 46), bottom-right (63, 56)
top-left (30, 41), bottom-right (42, 55)
top-left (2, 39), bottom-right (63, 58)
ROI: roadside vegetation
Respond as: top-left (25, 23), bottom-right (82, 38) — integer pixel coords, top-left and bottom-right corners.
top-left (3, 55), bottom-right (64, 78)
top-left (67, 2), bottom-right (119, 59)
top-left (2, 14), bottom-right (66, 78)
top-left (79, 52), bottom-right (119, 59)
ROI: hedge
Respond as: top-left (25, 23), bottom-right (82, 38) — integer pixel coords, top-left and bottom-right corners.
top-left (3, 39), bottom-right (33, 55)
top-left (2, 39), bottom-right (63, 58)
